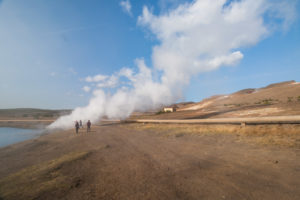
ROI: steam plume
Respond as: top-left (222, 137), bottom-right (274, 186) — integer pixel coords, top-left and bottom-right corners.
top-left (48, 0), bottom-right (296, 129)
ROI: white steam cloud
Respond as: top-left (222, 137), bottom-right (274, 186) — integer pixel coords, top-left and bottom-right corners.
top-left (82, 86), bottom-right (91, 92)
top-left (120, 0), bottom-right (133, 16)
top-left (48, 0), bottom-right (296, 129)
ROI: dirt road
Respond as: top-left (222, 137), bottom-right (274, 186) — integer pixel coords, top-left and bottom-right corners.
top-left (0, 123), bottom-right (299, 200)
top-left (131, 115), bottom-right (300, 124)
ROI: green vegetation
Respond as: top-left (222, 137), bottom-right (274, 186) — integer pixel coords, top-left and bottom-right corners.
top-left (156, 111), bottom-right (164, 115)
top-left (255, 98), bottom-right (278, 105)
top-left (262, 98), bottom-right (272, 105)
top-left (298, 96), bottom-right (300, 102)
top-left (287, 97), bottom-right (293, 102)
top-left (156, 110), bottom-right (173, 114)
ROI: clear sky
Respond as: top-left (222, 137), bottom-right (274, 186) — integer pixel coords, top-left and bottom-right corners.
top-left (0, 0), bottom-right (299, 109)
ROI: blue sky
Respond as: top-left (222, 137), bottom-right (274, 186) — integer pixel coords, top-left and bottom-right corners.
top-left (0, 0), bottom-right (299, 109)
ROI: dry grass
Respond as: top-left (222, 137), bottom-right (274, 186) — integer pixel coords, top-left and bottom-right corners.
top-left (126, 123), bottom-right (300, 148)
top-left (0, 151), bottom-right (89, 200)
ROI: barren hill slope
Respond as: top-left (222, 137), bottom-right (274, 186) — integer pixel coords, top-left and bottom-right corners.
top-left (133, 80), bottom-right (300, 119)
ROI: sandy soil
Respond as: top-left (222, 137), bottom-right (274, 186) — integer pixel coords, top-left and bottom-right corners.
top-left (0, 123), bottom-right (299, 200)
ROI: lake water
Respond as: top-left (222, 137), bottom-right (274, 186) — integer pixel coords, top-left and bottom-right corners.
top-left (0, 127), bottom-right (44, 148)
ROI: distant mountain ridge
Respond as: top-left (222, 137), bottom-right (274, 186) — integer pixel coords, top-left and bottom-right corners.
top-left (0, 108), bottom-right (71, 120)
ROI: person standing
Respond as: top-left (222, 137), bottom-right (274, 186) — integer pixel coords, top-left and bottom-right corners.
top-left (87, 120), bottom-right (91, 133)
top-left (79, 120), bottom-right (83, 128)
top-left (75, 121), bottom-right (80, 134)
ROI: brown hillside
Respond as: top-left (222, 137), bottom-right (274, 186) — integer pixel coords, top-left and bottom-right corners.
top-left (132, 80), bottom-right (300, 119)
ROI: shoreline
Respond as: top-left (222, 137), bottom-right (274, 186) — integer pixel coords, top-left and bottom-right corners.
top-left (0, 127), bottom-right (47, 149)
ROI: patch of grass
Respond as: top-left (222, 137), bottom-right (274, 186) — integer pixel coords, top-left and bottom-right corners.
top-left (155, 111), bottom-right (164, 115)
top-left (175, 133), bottom-right (184, 138)
top-left (33, 114), bottom-right (40, 119)
top-left (262, 98), bottom-right (272, 105)
top-left (287, 97), bottom-right (293, 102)
top-left (0, 151), bottom-right (89, 200)
top-left (255, 98), bottom-right (277, 105)
top-left (156, 110), bottom-right (173, 115)
top-left (298, 96), bottom-right (300, 102)
top-left (42, 114), bottom-right (54, 118)
top-left (126, 124), bottom-right (300, 148)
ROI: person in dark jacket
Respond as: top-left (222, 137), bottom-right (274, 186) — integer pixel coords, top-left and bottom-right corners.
top-left (87, 120), bottom-right (91, 133)
top-left (75, 121), bottom-right (79, 134)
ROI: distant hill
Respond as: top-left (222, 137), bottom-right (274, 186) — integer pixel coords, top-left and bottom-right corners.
top-left (0, 108), bottom-right (71, 120)
top-left (132, 80), bottom-right (300, 119)
top-left (2, 80), bottom-right (300, 121)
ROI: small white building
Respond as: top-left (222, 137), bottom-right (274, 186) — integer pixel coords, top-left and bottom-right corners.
top-left (163, 107), bottom-right (177, 112)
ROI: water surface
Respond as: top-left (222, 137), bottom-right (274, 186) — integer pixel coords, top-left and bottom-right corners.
top-left (0, 127), bottom-right (43, 148)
